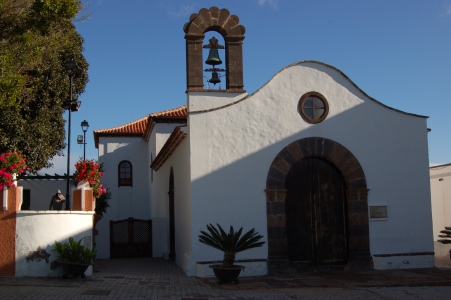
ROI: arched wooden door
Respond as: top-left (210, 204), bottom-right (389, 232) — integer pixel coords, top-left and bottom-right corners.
top-left (285, 157), bottom-right (347, 266)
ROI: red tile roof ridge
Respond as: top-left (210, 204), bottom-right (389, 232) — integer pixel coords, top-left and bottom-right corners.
top-left (94, 105), bottom-right (187, 148)
top-left (94, 115), bottom-right (149, 134)
top-left (150, 105), bottom-right (186, 118)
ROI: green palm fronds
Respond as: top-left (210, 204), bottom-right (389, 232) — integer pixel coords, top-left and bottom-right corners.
top-left (53, 237), bottom-right (97, 264)
top-left (438, 226), bottom-right (451, 244)
top-left (199, 223), bottom-right (265, 267)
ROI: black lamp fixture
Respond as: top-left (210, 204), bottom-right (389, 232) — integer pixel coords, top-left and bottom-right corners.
top-left (63, 58), bottom-right (80, 210)
top-left (203, 37), bottom-right (225, 88)
top-left (71, 101), bottom-right (82, 112)
top-left (81, 120), bottom-right (89, 160)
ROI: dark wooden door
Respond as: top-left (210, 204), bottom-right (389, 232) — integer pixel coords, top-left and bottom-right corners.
top-left (285, 157), bottom-right (347, 266)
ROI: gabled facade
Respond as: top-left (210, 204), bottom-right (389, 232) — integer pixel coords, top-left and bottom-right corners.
top-left (94, 7), bottom-right (434, 277)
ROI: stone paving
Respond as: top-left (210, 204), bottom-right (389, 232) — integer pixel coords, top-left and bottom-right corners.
top-left (1, 257), bottom-right (451, 299)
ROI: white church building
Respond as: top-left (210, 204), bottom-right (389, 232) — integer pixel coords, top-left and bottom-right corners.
top-left (93, 7), bottom-right (434, 277)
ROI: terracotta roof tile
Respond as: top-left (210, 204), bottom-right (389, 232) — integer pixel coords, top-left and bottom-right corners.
top-left (144, 105), bottom-right (187, 141)
top-left (94, 116), bottom-right (149, 135)
top-left (150, 105), bottom-right (187, 118)
top-left (94, 105), bottom-right (187, 148)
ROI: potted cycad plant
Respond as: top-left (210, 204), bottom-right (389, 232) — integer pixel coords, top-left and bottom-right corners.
top-left (53, 237), bottom-right (97, 278)
top-left (438, 225), bottom-right (451, 259)
top-left (199, 223), bottom-right (265, 284)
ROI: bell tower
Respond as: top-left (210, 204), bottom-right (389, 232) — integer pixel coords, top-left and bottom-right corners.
top-left (183, 7), bottom-right (246, 92)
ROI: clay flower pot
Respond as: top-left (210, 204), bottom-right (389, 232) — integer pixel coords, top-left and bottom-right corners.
top-left (199, 224), bottom-right (265, 285)
top-left (209, 264), bottom-right (245, 284)
top-left (58, 261), bottom-right (92, 278)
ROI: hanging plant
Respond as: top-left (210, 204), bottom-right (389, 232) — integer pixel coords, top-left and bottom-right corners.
top-left (0, 151), bottom-right (27, 190)
top-left (95, 187), bottom-right (111, 216)
top-left (73, 159), bottom-right (106, 198)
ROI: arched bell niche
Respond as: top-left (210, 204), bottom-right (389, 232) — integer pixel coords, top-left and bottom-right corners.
top-left (183, 7), bottom-right (246, 92)
top-left (202, 33), bottom-right (226, 89)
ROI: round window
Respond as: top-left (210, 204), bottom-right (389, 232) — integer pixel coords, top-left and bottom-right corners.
top-left (298, 92), bottom-right (329, 124)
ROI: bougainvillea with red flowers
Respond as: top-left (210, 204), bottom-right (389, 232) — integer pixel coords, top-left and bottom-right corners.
top-left (0, 151), bottom-right (27, 190)
top-left (73, 159), bottom-right (106, 198)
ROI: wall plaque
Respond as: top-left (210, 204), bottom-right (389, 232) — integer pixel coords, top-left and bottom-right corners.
top-left (369, 205), bottom-right (388, 220)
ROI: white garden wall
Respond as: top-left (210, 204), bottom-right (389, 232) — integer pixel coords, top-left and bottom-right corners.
top-left (15, 211), bottom-right (94, 277)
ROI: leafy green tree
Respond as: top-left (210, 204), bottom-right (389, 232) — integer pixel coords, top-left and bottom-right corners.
top-left (0, 0), bottom-right (89, 171)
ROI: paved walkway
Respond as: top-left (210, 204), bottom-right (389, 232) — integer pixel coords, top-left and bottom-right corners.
top-left (1, 257), bottom-right (451, 299)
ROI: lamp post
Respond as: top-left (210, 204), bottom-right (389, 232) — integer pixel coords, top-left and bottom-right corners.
top-left (81, 120), bottom-right (89, 160)
top-left (64, 58), bottom-right (78, 210)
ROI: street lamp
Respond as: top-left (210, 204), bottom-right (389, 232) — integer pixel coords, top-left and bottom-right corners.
top-left (81, 120), bottom-right (89, 160)
top-left (64, 58), bottom-right (79, 210)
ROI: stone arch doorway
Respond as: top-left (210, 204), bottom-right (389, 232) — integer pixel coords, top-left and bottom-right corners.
top-left (168, 168), bottom-right (176, 261)
top-left (265, 137), bottom-right (372, 272)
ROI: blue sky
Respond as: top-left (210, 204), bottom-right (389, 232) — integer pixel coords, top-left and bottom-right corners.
top-left (42, 0), bottom-right (451, 174)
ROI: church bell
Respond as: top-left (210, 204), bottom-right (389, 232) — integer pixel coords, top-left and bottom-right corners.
top-left (203, 37), bottom-right (225, 88)
top-left (205, 48), bottom-right (222, 66)
top-left (209, 71), bottom-right (221, 85)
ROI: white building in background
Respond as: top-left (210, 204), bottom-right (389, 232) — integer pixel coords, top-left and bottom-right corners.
top-left (93, 7), bottom-right (434, 277)
top-left (93, 108), bottom-right (186, 259)
top-left (430, 163), bottom-right (451, 257)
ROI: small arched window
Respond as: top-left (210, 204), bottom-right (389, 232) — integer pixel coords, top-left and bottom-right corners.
top-left (118, 160), bottom-right (132, 187)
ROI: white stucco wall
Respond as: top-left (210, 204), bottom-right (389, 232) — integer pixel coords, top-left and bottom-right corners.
top-left (185, 61), bottom-right (433, 273)
top-left (15, 211), bottom-right (94, 277)
top-left (96, 136), bottom-right (150, 259)
top-left (430, 164), bottom-right (451, 257)
top-left (18, 180), bottom-right (68, 210)
top-left (149, 123), bottom-right (185, 220)
top-left (152, 128), bottom-right (192, 272)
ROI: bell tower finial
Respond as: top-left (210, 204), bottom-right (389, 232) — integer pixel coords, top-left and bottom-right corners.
top-left (183, 7), bottom-right (246, 93)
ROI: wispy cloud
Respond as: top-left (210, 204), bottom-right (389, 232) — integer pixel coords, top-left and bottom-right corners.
top-left (257, 0), bottom-right (278, 9)
top-left (440, 3), bottom-right (451, 17)
top-left (163, 2), bottom-right (196, 18)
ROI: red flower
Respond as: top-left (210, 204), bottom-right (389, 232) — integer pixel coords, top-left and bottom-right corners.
top-left (73, 159), bottom-right (107, 199)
